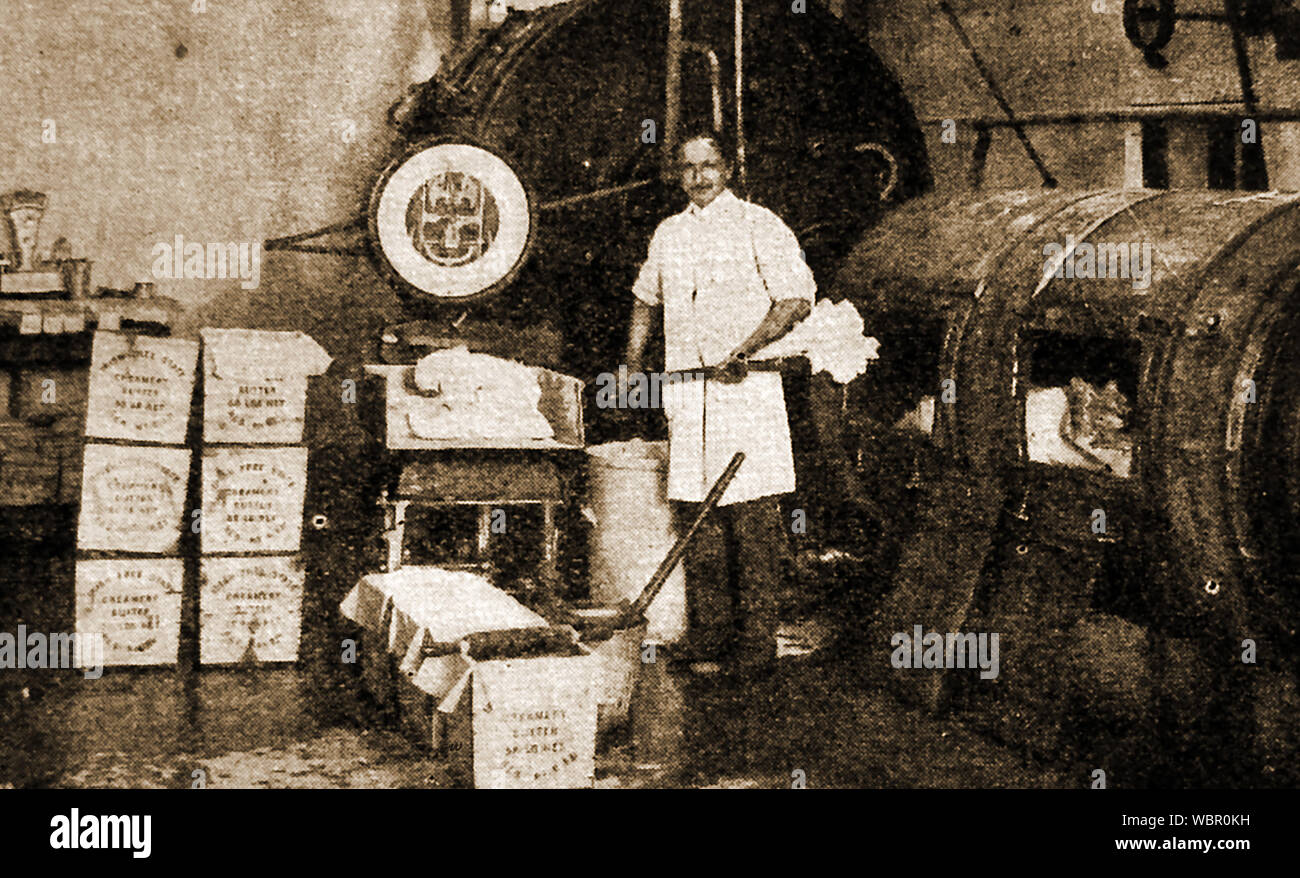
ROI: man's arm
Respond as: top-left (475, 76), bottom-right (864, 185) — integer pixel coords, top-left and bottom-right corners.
top-left (625, 299), bottom-right (657, 375)
top-left (715, 208), bottom-right (816, 381)
top-left (627, 225), bottom-right (664, 375)
top-left (731, 298), bottom-right (811, 359)
top-left (712, 298), bottom-right (809, 383)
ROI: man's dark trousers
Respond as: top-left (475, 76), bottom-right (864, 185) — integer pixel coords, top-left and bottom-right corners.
top-left (673, 495), bottom-right (787, 670)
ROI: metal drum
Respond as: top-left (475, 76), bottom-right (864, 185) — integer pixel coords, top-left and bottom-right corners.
top-left (834, 188), bottom-right (1300, 775)
top-left (585, 439), bottom-right (686, 644)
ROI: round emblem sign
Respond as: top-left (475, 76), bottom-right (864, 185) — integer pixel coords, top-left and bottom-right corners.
top-left (369, 139), bottom-right (534, 302)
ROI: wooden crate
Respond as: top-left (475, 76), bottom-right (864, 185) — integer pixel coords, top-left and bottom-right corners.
top-left (200, 446), bottom-right (308, 554)
top-left (84, 332), bottom-right (199, 444)
top-left (54, 431), bottom-right (84, 505)
top-left (77, 444), bottom-right (191, 552)
top-left (0, 418), bottom-right (54, 505)
top-left (199, 556), bottom-right (305, 664)
top-left (74, 558), bottom-right (183, 667)
top-left (0, 419), bottom-right (84, 506)
top-left (16, 368), bottom-right (87, 423)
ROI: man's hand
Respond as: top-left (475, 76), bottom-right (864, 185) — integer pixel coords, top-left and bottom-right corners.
top-left (714, 351), bottom-right (749, 383)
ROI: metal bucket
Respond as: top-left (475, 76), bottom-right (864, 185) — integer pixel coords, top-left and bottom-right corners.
top-left (585, 440), bottom-right (686, 644)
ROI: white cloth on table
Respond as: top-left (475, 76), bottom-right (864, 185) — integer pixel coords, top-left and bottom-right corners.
top-left (339, 567), bottom-right (549, 674)
top-left (407, 347), bottom-right (554, 441)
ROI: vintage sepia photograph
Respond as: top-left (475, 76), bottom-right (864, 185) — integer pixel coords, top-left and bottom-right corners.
top-left (0, 0), bottom-right (1295, 848)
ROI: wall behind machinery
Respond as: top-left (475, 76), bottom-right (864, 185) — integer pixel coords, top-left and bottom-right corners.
top-left (860, 0), bottom-right (1300, 191)
top-left (10, 0), bottom-right (1298, 350)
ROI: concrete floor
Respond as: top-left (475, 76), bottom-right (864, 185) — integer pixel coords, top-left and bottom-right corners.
top-left (1, 653), bottom-right (1076, 789)
top-left (0, 524), bottom-right (1275, 789)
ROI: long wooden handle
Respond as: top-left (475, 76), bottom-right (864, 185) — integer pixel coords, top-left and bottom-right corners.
top-left (672, 359), bottom-right (785, 380)
top-left (623, 450), bottom-right (745, 625)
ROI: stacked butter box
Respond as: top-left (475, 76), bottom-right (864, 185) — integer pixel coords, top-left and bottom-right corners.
top-left (75, 332), bottom-right (198, 666)
top-left (197, 329), bottom-right (330, 664)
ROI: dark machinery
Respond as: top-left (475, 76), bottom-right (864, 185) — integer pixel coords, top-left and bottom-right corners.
top-left (270, 1), bottom-right (933, 615)
top-left (835, 188), bottom-right (1300, 783)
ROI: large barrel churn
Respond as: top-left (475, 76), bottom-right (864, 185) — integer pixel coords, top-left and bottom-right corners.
top-left (833, 188), bottom-right (1300, 782)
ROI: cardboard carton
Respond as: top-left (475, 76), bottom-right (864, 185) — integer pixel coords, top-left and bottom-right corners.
top-left (77, 444), bottom-right (191, 553)
top-left (200, 328), bottom-right (331, 445)
top-left (340, 567), bottom-right (596, 788)
top-left (199, 556), bottom-right (305, 664)
top-left (75, 558), bottom-right (183, 667)
top-left (200, 446), bottom-right (308, 553)
top-left (84, 332), bottom-right (199, 444)
top-left (406, 649), bottom-right (597, 789)
top-left (203, 374), bottom-right (309, 445)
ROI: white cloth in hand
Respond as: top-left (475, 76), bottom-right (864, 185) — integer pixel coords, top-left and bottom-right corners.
top-left (753, 298), bottom-right (879, 384)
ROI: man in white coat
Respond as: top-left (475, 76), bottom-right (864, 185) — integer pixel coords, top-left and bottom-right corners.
top-left (625, 128), bottom-right (814, 676)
